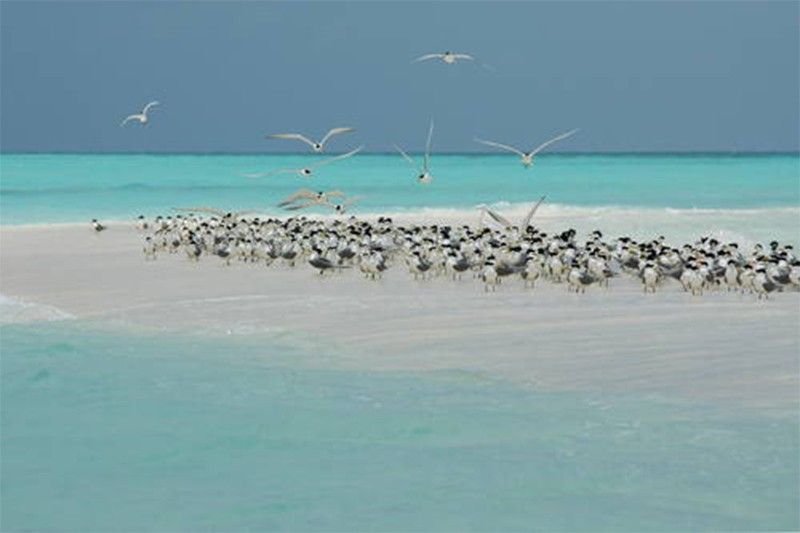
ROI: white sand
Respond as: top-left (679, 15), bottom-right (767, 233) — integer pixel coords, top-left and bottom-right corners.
top-left (1, 223), bottom-right (798, 415)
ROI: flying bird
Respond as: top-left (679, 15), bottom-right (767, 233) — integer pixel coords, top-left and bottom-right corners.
top-left (120, 101), bottom-right (160, 127)
top-left (413, 52), bottom-right (474, 65)
top-left (475, 129), bottom-right (579, 167)
top-left (278, 189), bottom-right (347, 208)
top-left (480, 196), bottom-right (547, 230)
top-left (395, 120), bottom-right (435, 184)
top-left (266, 127), bottom-right (355, 152)
top-left (244, 146), bottom-right (363, 178)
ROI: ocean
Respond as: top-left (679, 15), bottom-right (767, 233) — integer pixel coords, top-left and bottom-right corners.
top-left (1, 153), bottom-right (799, 531)
top-left (2, 320), bottom-right (798, 531)
top-left (1, 152), bottom-right (798, 224)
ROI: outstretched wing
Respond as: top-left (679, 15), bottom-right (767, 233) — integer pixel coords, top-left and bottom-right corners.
top-left (284, 200), bottom-right (323, 211)
top-left (266, 133), bottom-right (316, 148)
top-left (484, 207), bottom-right (513, 229)
top-left (320, 127), bottom-right (355, 145)
top-left (475, 138), bottom-right (526, 157)
top-left (520, 196), bottom-right (547, 229)
top-left (278, 189), bottom-right (318, 207)
top-left (453, 54), bottom-right (474, 61)
top-left (120, 114), bottom-right (139, 127)
top-left (393, 144), bottom-right (420, 172)
top-left (311, 146), bottom-right (363, 169)
top-left (412, 53), bottom-right (443, 63)
top-left (531, 129), bottom-right (579, 156)
top-left (424, 119), bottom-right (434, 172)
top-left (243, 168), bottom-right (296, 178)
top-left (173, 206), bottom-right (226, 217)
top-left (142, 101), bottom-right (160, 114)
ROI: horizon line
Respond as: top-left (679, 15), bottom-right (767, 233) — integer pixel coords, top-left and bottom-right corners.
top-left (2, 150), bottom-right (799, 157)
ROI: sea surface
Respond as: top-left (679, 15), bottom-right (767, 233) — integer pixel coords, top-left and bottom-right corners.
top-left (2, 319), bottom-right (798, 532)
top-left (1, 152), bottom-right (798, 224)
top-left (2, 153), bottom-right (799, 531)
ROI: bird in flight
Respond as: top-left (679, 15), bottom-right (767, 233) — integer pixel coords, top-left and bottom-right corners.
top-left (480, 196), bottom-right (547, 230)
top-left (395, 120), bottom-right (435, 184)
top-left (475, 129), bottom-right (579, 167)
top-left (278, 189), bottom-right (347, 208)
top-left (266, 127), bottom-right (356, 153)
top-left (120, 101), bottom-right (160, 127)
top-left (413, 52), bottom-right (474, 65)
top-left (244, 146), bottom-right (362, 178)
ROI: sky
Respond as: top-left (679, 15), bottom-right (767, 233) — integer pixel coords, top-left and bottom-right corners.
top-left (1, 1), bottom-right (798, 153)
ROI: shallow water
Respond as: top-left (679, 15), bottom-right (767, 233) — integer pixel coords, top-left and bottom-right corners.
top-left (2, 321), bottom-right (797, 531)
top-left (1, 153), bottom-right (798, 224)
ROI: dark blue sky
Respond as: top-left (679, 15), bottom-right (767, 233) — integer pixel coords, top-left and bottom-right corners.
top-left (1, 1), bottom-right (798, 153)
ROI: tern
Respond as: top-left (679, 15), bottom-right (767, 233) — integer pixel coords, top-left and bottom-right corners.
top-left (394, 120), bottom-right (435, 184)
top-left (476, 129), bottom-right (579, 167)
top-left (266, 127), bottom-right (355, 152)
top-left (120, 101), bottom-right (159, 127)
top-left (278, 189), bottom-right (346, 208)
top-left (285, 195), bottom-right (363, 214)
top-left (413, 52), bottom-right (474, 65)
top-left (480, 196), bottom-right (546, 230)
top-left (244, 146), bottom-right (362, 178)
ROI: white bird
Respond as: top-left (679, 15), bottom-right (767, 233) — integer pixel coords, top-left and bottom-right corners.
top-left (395, 120), bottom-right (434, 184)
top-left (278, 189), bottom-right (346, 208)
top-left (266, 127), bottom-right (355, 152)
top-left (244, 146), bottom-right (362, 178)
top-left (480, 196), bottom-right (547, 230)
top-left (120, 101), bottom-right (159, 127)
top-left (413, 52), bottom-right (474, 65)
top-left (476, 129), bottom-right (579, 167)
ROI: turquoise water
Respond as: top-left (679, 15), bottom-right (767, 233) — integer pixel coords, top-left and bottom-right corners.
top-left (2, 321), bottom-right (798, 531)
top-left (1, 153), bottom-right (798, 224)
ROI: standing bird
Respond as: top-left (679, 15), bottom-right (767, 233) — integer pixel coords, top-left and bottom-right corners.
top-left (475, 129), bottom-right (579, 167)
top-left (413, 51), bottom-right (474, 65)
top-left (395, 119), bottom-right (435, 184)
top-left (266, 127), bottom-right (356, 153)
top-left (120, 101), bottom-right (160, 127)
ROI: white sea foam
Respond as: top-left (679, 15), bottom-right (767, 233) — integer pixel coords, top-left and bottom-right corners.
top-left (0, 294), bottom-right (74, 325)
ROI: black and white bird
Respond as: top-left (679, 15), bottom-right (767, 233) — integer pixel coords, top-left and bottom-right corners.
top-left (475, 129), bottom-right (579, 167)
top-left (266, 127), bottom-right (355, 153)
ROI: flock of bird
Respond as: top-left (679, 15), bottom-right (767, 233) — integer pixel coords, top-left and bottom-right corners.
top-left (116, 52), bottom-right (796, 301)
top-left (119, 50), bottom-right (581, 213)
top-left (127, 210), bottom-right (800, 299)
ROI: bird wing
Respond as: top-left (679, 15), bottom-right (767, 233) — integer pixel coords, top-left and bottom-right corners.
top-left (453, 54), bottom-right (475, 60)
top-left (120, 115), bottom-right (139, 126)
top-left (484, 207), bottom-right (513, 229)
top-left (243, 168), bottom-right (296, 178)
top-left (284, 200), bottom-right (322, 211)
top-left (520, 196), bottom-right (547, 229)
top-left (325, 190), bottom-right (347, 198)
top-left (311, 146), bottom-right (363, 169)
top-left (530, 129), bottom-right (579, 155)
top-left (142, 101), bottom-right (160, 113)
top-left (173, 206), bottom-right (226, 217)
top-left (278, 189), bottom-right (318, 206)
top-left (266, 133), bottom-right (316, 148)
top-left (393, 144), bottom-right (420, 172)
top-left (424, 119), bottom-right (434, 172)
top-left (412, 53), bottom-right (443, 63)
top-left (320, 127), bottom-right (355, 145)
top-left (475, 138), bottom-right (526, 157)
